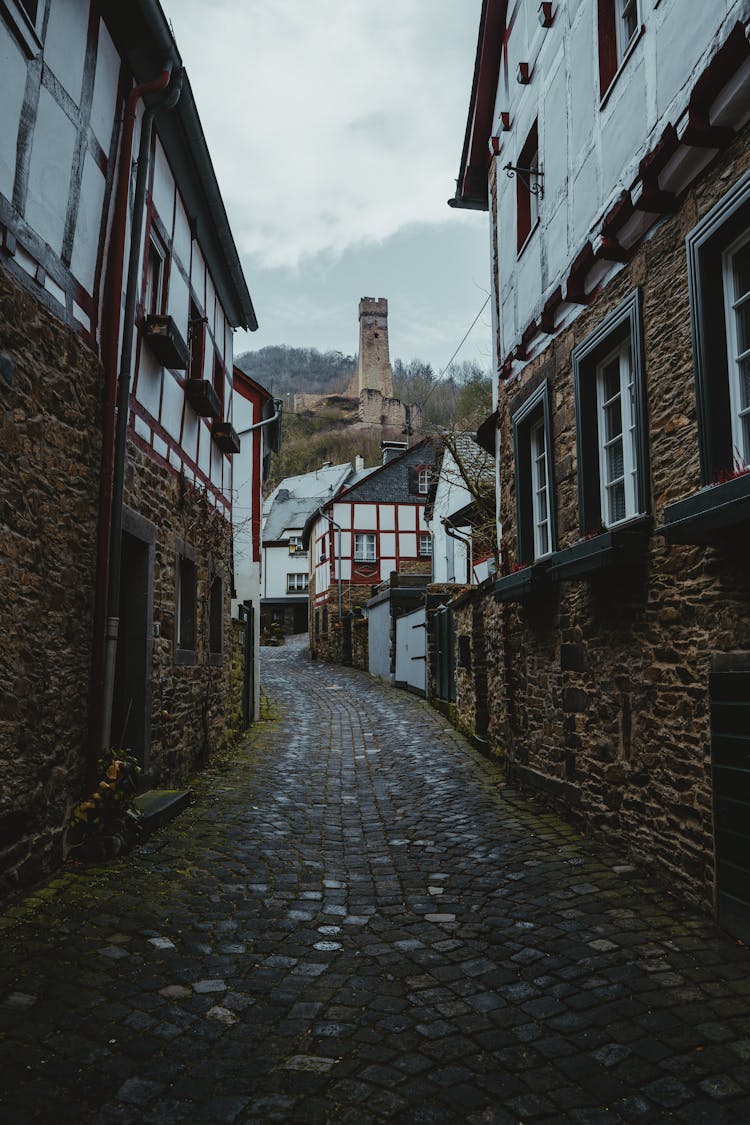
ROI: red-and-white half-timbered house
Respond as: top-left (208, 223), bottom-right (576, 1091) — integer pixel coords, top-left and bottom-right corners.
top-left (0, 0), bottom-right (257, 892)
top-left (303, 441), bottom-right (437, 658)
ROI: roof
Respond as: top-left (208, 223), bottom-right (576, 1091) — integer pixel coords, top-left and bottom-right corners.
top-left (263, 463), bottom-right (357, 541)
top-left (448, 0), bottom-right (507, 212)
top-left (425, 432), bottom-right (494, 521)
top-left (102, 0), bottom-right (257, 330)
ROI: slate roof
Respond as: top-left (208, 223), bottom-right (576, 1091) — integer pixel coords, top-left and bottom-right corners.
top-left (263, 463), bottom-right (357, 542)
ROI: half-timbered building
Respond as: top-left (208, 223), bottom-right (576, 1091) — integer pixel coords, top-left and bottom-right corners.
top-left (0, 0), bottom-right (256, 891)
top-left (304, 440), bottom-right (437, 662)
top-left (452, 0), bottom-right (750, 931)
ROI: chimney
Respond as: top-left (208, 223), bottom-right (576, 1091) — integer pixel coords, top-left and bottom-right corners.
top-left (381, 440), bottom-right (407, 465)
top-left (355, 454), bottom-right (364, 472)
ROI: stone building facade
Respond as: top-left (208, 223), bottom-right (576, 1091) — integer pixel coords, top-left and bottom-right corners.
top-left (452, 0), bottom-right (750, 931)
top-left (0, 1), bottom-right (256, 894)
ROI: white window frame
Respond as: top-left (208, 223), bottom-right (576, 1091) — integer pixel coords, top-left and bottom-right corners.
top-left (419, 532), bottom-right (432, 558)
top-left (596, 340), bottom-right (639, 526)
top-left (145, 235), bottom-right (165, 316)
top-left (722, 230), bottom-right (750, 468)
top-left (530, 417), bottom-right (552, 559)
top-left (417, 468), bottom-right (431, 495)
top-left (354, 533), bottom-right (377, 562)
top-left (286, 572), bottom-right (309, 593)
top-left (615, 0), bottom-right (638, 65)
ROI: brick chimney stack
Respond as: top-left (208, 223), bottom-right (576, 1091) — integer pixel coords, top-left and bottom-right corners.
top-left (357, 297), bottom-right (393, 397)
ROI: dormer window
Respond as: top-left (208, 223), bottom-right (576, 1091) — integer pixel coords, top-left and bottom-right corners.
top-left (417, 468), bottom-right (431, 494)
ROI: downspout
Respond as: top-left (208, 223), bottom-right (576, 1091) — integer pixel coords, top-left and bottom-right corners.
top-left (235, 400), bottom-right (283, 436)
top-left (89, 62), bottom-right (176, 781)
top-left (443, 519), bottom-right (473, 584)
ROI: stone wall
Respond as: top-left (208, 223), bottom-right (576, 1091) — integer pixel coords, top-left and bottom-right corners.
top-left (492, 122), bottom-right (750, 910)
top-left (0, 266), bottom-right (102, 895)
top-left (123, 446), bottom-right (236, 787)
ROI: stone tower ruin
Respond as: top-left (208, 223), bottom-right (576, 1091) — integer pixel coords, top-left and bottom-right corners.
top-left (357, 297), bottom-right (393, 397)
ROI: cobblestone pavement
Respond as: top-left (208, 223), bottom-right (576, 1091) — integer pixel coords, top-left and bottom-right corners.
top-left (2, 637), bottom-right (750, 1123)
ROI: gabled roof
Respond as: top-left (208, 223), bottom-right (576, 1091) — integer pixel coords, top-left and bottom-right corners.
top-left (263, 463), bottom-right (357, 542)
top-left (448, 0), bottom-right (507, 212)
top-left (103, 0), bottom-right (257, 330)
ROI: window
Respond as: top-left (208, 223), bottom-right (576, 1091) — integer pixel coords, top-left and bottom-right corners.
top-left (175, 548), bottom-right (197, 663)
top-left (516, 120), bottom-right (540, 254)
top-left (512, 381), bottom-right (555, 563)
top-left (2, 0), bottom-right (42, 55)
top-left (213, 353), bottom-right (225, 421)
top-left (354, 533), bottom-right (377, 562)
top-left (723, 233), bottom-right (750, 468)
top-left (572, 289), bottom-right (649, 533)
top-left (209, 574), bottom-right (223, 660)
top-left (417, 468), bottom-right (431, 495)
top-left (597, 0), bottom-right (640, 98)
top-left (419, 532), bottom-right (432, 558)
top-left (144, 236), bottom-right (165, 316)
top-left (188, 300), bottom-right (206, 380)
top-left (530, 417), bottom-right (552, 557)
top-left (287, 573), bottom-right (309, 592)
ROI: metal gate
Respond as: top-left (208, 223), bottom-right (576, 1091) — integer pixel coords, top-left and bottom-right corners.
top-left (434, 605), bottom-right (456, 703)
top-left (711, 668), bottom-right (750, 943)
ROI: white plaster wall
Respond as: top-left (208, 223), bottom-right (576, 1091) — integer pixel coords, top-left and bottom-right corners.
top-left (25, 88), bottom-right (77, 255)
top-left (399, 533), bottom-right (417, 557)
top-left (45, 0), bottom-right (88, 102)
top-left (161, 372), bottom-right (184, 441)
top-left (354, 504), bottom-right (377, 529)
top-left (380, 532), bottom-right (396, 558)
top-left (379, 505), bottom-right (395, 530)
top-left (333, 503), bottom-right (351, 529)
top-left (71, 152), bottom-right (106, 293)
top-left (397, 506), bottom-right (416, 532)
top-left (0, 36), bottom-right (28, 200)
top-left (492, 0), bottom-right (746, 356)
top-left (90, 21), bottom-right (119, 151)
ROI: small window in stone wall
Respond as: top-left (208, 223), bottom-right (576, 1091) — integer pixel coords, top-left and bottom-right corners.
top-left (176, 551), bottom-right (197, 662)
top-left (209, 574), bottom-right (223, 659)
top-left (458, 634), bottom-right (472, 671)
top-left (322, 607), bottom-right (328, 635)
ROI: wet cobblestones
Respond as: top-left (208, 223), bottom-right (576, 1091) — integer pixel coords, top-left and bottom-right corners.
top-left (1, 637), bottom-right (750, 1122)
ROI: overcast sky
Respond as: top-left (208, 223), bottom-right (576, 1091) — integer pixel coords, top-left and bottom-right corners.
top-left (161, 0), bottom-right (490, 373)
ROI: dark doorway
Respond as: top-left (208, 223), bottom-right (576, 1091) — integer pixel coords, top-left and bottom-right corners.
top-left (711, 665), bottom-right (750, 943)
top-left (111, 529), bottom-right (152, 772)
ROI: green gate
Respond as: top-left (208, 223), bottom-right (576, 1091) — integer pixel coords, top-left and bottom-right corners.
top-left (711, 668), bottom-right (750, 943)
top-left (434, 606), bottom-right (456, 703)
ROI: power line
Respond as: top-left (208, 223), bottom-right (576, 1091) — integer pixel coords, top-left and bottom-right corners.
top-left (418, 294), bottom-right (491, 411)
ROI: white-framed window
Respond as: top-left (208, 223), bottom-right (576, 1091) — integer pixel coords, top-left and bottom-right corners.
top-left (417, 468), bottom-right (431, 494)
top-left (516, 120), bottom-right (540, 255)
top-left (596, 340), bottom-right (639, 526)
top-left (354, 533), bottom-right (377, 562)
top-left (419, 532), bottom-right (432, 558)
top-left (615, 0), bottom-right (638, 64)
top-left (287, 573), bottom-right (309, 592)
top-left (530, 417), bottom-right (552, 558)
top-left (722, 232), bottom-right (750, 468)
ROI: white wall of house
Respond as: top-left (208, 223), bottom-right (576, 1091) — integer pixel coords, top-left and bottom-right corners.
top-left (428, 446), bottom-right (474, 584)
top-left (263, 534), bottom-right (309, 600)
top-left (494, 0), bottom-right (748, 370)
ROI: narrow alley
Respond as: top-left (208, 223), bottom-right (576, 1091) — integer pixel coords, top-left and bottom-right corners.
top-left (1, 638), bottom-right (749, 1124)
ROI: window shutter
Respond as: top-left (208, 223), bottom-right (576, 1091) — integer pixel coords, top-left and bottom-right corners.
top-left (597, 0), bottom-right (618, 97)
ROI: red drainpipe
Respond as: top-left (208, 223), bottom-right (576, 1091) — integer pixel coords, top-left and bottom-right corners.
top-left (87, 64), bottom-right (172, 789)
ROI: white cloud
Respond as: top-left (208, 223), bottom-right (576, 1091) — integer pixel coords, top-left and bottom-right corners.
top-left (162, 0), bottom-right (481, 270)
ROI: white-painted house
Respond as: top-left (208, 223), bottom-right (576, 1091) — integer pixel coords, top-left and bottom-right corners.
top-left (261, 462), bottom-right (358, 634)
top-left (0, 0), bottom-right (257, 890)
top-left (426, 434), bottom-right (495, 585)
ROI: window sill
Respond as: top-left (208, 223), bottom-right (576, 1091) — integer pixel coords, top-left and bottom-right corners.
top-left (174, 647), bottom-right (197, 667)
top-left (494, 560), bottom-right (552, 602)
top-left (660, 473), bottom-right (750, 545)
top-left (599, 25), bottom-right (645, 111)
top-left (548, 516), bottom-right (651, 580)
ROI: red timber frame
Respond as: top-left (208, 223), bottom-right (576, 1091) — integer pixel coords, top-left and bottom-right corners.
top-left (233, 368), bottom-right (273, 564)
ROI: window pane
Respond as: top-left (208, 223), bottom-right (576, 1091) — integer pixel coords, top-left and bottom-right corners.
top-left (608, 481), bottom-right (626, 523)
top-left (734, 301), bottom-right (750, 356)
top-left (606, 437), bottom-right (625, 482)
top-left (601, 358), bottom-right (620, 402)
top-left (603, 396), bottom-right (623, 443)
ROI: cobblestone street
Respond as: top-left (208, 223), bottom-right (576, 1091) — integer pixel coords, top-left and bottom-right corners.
top-left (2, 637), bottom-right (750, 1123)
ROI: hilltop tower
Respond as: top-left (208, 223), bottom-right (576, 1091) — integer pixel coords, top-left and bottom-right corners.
top-left (357, 297), bottom-right (393, 397)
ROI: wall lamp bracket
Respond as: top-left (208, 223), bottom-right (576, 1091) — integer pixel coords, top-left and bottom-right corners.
top-left (503, 163), bottom-right (544, 198)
